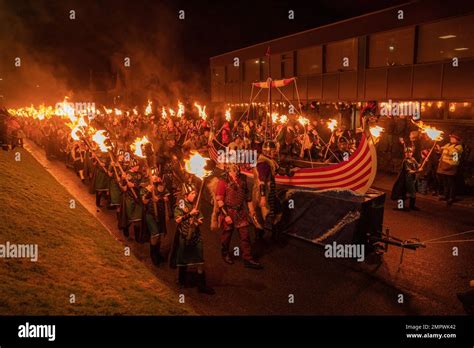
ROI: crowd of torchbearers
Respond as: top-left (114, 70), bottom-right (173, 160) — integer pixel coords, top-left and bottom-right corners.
top-left (0, 101), bottom-right (467, 294)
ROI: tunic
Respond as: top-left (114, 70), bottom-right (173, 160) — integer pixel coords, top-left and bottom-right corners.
top-left (173, 199), bottom-right (204, 267)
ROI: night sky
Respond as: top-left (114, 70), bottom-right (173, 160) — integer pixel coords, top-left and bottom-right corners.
top-left (0, 0), bottom-right (407, 105)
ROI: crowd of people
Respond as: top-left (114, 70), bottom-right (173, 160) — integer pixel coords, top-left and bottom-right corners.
top-left (1, 102), bottom-right (469, 295)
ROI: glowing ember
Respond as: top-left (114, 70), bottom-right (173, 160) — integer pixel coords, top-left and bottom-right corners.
top-left (369, 125), bottom-right (384, 138)
top-left (184, 151), bottom-right (211, 180)
top-left (92, 130), bottom-right (111, 152)
top-left (114, 108), bottom-right (122, 116)
top-left (194, 102), bottom-right (207, 120)
top-left (145, 100), bottom-right (152, 115)
top-left (327, 119), bottom-right (338, 132)
top-left (130, 136), bottom-right (150, 158)
top-left (298, 115), bottom-right (310, 126)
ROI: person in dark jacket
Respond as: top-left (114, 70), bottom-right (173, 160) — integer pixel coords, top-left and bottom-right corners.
top-left (391, 147), bottom-right (421, 211)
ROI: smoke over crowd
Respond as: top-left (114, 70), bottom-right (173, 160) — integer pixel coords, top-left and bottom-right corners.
top-left (0, 0), bottom-right (208, 107)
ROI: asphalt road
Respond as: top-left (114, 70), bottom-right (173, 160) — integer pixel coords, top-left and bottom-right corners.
top-left (23, 140), bottom-right (474, 315)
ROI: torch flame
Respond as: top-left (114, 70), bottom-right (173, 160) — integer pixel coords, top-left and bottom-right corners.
top-left (130, 136), bottom-right (150, 158)
top-left (145, 100), bottom-right (152, 115)
top-left (225, 109), bottom-right (231, 122)
top-left (92, 130), bottom-right (111, 152)
top-left (161, 107), bottom-right (168, 119)
top-left (168, 107), bottom-right (176, 116)
top-left (184, 151), bottom-right (211, 180)
top-left (114, 108), bottom-right (122, 116)
top-left (418, 121), bottom-right (443, 141)
top-left (369, 125), bottom-right (384, 138)
top-left (279, 115), bottom-right (288, 124)
top-left (297, 115), bottom-right (309, 126)
top-left (271, 112), bottom-right (279, 123)
top-left (327, 119), bottom-right (338, 132)
top-left (177, 101), bottom-right (185, 118)
top-left (194, 102), bottom-right (207, 120)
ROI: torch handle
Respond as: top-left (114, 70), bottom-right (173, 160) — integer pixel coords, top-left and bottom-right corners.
top-left (419, 141), bottom-right (437, 171)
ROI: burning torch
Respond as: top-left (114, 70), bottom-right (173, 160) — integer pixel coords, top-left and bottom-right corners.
top-left (184, 151), bottom-right (212, 210)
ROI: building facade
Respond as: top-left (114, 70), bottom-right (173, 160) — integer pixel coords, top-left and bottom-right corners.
top-left (210, 0), bottom-right (474, 179)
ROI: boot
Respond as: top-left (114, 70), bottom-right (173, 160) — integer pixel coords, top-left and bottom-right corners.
top-left (95, 192), bottom-right (101, 207)
top-left (244, 259), bottom-right (264, 270)
top-left (150, 242), bottom-right (163, 266)
top-left (197, 272), bottom-right (215, 295)
top-left (178, 267), bottom-right (187, 288)
top-left (409, 197), bottom-right (420, 211)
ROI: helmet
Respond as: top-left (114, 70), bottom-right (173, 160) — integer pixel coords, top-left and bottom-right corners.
top-left (262, 140), bottom-right (277, 157)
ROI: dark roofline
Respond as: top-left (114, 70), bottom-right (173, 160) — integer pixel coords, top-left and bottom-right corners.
top-left (210, 1), bottom-right (413, 60)
top-left (210, 0), bottom-right (474, 65)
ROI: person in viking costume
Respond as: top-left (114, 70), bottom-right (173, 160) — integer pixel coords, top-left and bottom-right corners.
top-left (141, 172), bottom-right (169, 266)
top-left (118, 158), bottom-right (144, 241)
top-left (252, 140), bottom-right (293, 240)
top-left (107, 150), bottom-right (124, 210)
top-left (91, 151), bottom-right (110, 208)
top-left (213, 163), bottom-right (263, 269)
top-left (170, 182), bottom-right (214, 295)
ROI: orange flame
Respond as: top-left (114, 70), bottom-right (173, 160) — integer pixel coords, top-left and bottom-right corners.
top-left (298, 115), bottom-right (310, 126)
top-left (92, 130), bottom-right (111, 152)
top-left (418, 121), bottom-right (443, 141)
top-left (194, 102), bottom-right (207, 120)
top-left (184, 151), bottom-right (211, 180)
top-left (145, 100), bottom-right (152, 115)
top-left (327, 119), bottom-right (338, 132)
top-left (177, 101), bottom-right (185, 118)
top-left (369, 125), bottom-right (384, 138)
top-left (130, 136), bottom-right (150, 158)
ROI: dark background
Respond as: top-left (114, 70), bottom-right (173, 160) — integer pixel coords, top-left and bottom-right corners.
top-left (0, 0), bottom-right (408, 105)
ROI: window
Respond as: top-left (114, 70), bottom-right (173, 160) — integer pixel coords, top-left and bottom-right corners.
top-left (448, 102), bottom-right (474, 120)
top-left (420, 101), bottom-right (445, 120)
top-left (226, 64), bottom-right (240, 83)
top-left (368, 27), bottom-right (414, 68)
top-left (325, 38), bottom-right (357, 72)
top-left (297, 46), bottom-right (322, 75)
top-left (417, 14), bottom-right (474, 63)
top-left (281, 52), bottom-right (294, 78)
top-left (244, 58), bottom-right (261, 82)
top-left (211, 66), bottom-right (225, 84)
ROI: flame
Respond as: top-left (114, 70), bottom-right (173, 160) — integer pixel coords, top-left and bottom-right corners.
top-left (104, 107), bottom-right (113, 114)
top-left (145, 100), bottom-right (152, 115)
top-left (130, 136), bottom-right (150, 158)
top-left (168, 107), bottom-right (176, 116)
top-left (133, 107), bottom-right (138, 116)
top-left (184, 151), bottom-right (211, 180)
top-left (271, 112), bottom-right (279, 123)
top-left (194, 102), bottom-right (207, 120)
top-left (71, 126), bottom-right (82, 141)
top-left (327, 119), bottom-right (338, 132)
top-left (161, 107), bottom-right (168, 119)
top-left (177, 101), bottom-right (185, 118)
top-left (369, 125), bottom-right (384, 138)
top-left (417, 121), bottom-right (443, 141)
top-left (225, 109), bottom-right (231, 122)
top-left (279, 115), bottom-right (288, 124)
top-left (55, 98), bottom-right (76, 123)
top-left (298, 115), bottom-right (309, 126)
top-left (92, 130), bottom-right (111, 152)
top-left (114, 108), bottom-right (122, 116)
